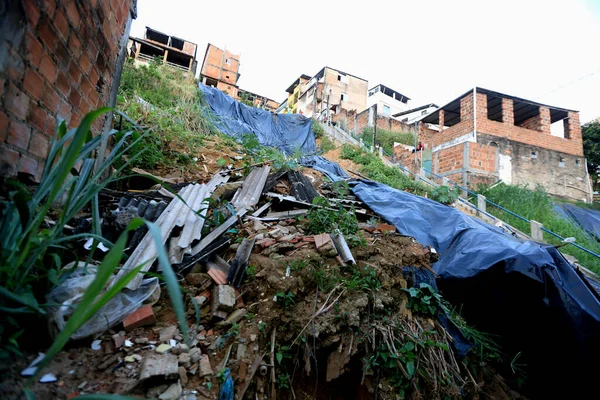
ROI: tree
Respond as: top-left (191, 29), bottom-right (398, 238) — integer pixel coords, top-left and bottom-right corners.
top-left (583, 119), bottom-right (600, 190)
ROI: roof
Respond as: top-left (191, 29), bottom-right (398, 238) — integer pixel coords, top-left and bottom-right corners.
top-left (369, 84), bottom-right (411, 103)
top-left (130, 36), bottom-right (195, 58)
top-left (144, 26), bottom-right (198, 47)
top-left (421, 87), bottom-right (577, 127)
top-left (312, 66), bottom-right (368, 83)
top-left (285, 74), bottom-right (311, 94)
top-left (392, 103), bottom-right (438, 118)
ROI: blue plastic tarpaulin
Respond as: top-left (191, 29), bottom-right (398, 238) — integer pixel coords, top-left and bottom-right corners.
top-left (555, 203), bottom-right (600, 241)
top-left (199, 83), bottom-right (317, 155)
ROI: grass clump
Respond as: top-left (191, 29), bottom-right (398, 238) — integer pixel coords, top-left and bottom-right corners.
top-left (361, 127), bottom-right (416, 155)
top-left (116, 59), bottom-right (220, 170)
top-left (303, 196), bottom-right (359, 236)
top-left (476, 183), bottom-right (600, 273)
top-left (319, 135), bottom-right (335, 153)
top-left (312, 119), bottom-right (324, 138)
top-left (340, 144), bottom-right (431, 196)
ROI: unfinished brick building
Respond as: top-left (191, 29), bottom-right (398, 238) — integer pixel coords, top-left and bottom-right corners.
top-left (128, 27), bottom-right (197, 73)
top-left (395, 88), bottom-right (591, 201)
top-left (0, 0), bottom-right (137, 181)
top-left (199, 44), bottom-right (279, 112)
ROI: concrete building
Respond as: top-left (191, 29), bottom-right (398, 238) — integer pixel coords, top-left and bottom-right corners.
top-left (128, 27), bottom-right (197, 73)
top-left (0, 0), bottom-right (137, 181)
top-left (393, 103), bottom-right (439, 125)
top-left (199, 44), bottom-right (279, 112)
top-left (296, 67), bottom-right (368, 119)
top-left (284, 74), bottom-right (311, 114)
top-left (367, 84), bottom-right (410, 117)
top-left (395, 88), bottom-right (591, 201)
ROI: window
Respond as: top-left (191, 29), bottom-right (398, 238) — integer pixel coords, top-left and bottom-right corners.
top-left (576, 159), bottom-right (581, 167)
top-left (489, 141), bottom-right (498, 147)
top-left (337, 74), bottom-right (348, 84)
top-left (341, 93), bottom-right (348, 102)
top-left (559, 157), bottom-right (565, 167)
top-left (225, 58), bottom-right (231, 65)
top-left (531, 151), bottom-right (537, 159)
top-left (421, 110), bottom-right (428, 115)
top-left (383, 105), bottom-right (391, 116)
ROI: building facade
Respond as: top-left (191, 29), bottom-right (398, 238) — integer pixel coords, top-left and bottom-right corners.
top-left (393, 103), bottom-right (439, 125)
top-left (366, 84), bottom-right (410, 117)
top-left (0, 0), bottom-right (137, 181)
top-left (296, 67), bottom-right (368, 119)
top-left (284, 74), bottom-right (310, 114)
top-left (128, 27), bottom-right (197, 73)
top-left (199, 43), bottom-right (279, 112)
top-left (395, 88), bottom-right (591, 201)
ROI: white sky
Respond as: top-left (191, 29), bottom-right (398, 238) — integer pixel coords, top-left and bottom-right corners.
top-left (131, 0), bottom-right (600, 123)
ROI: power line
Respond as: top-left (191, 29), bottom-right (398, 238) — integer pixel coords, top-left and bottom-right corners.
top-left (536, 67), bottom-right (600, 100)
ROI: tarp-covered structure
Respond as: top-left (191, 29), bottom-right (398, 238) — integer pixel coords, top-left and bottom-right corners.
top-left (199, 83), bottom-right (317, 155)
top-left (555, 203), bottom-right (600, 241)
top-left (200, 86), bottom-right (600, 397)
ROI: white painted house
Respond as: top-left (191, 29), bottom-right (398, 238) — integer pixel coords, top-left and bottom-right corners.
top-left (393, 103), bottom-right (439, 125)
top-left (366, 84), bottom-right (410, 117)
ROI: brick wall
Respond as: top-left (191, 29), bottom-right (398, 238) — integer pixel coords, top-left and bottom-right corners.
top-left (469, 142), bottom-right (496, 173)
top-left (0, 0), bottom-right (135, 181)
top-left (201, 44), bottom-right (239, 86)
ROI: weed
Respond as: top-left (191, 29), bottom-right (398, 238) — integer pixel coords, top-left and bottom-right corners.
top-left (258, 321), bottom-right (267, 331)
top-left (305, 197), bottom-right (359, 235)
top-left (340, 144), bottom-right (431, 196)
top-left (344, 265), bottom-right (381, 291)
top-left (319, 136), bottom-right (335, 153)
top-left (312, 119), bottom-right (324, 138)
top-left (245, 312), bottom-right (255, 321)
top-left (402, 283), bottom-right (442, 316)
top-left (361, 127), bottom-right (416, 155)
top-left (289, 259), bottom-right (309, 271)
top-left (217, 157), bottom-right (228, 167)
top-left (276, 373), bottom-right (291, 389)
top-left (228, 322), bottom-right (241, 336)
top-left (311, 263), bottom-right (339, 292)
top-left (275, 291), bottom-right (296, 309)
top-left (276, 344), bottom-right (293, 364)
top-left (431, 185), bottom-right (459, 205)
top-left (245, 265), bottom-right (256, 281)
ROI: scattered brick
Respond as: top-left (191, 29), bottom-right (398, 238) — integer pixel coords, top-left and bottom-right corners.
top-left (207, 268), bottom-right (227, 285)
top-left (122, 305), bottom-right (156, 331)
top-left (377, 224), bottom-right (396, 233)
top-left (302, 236), bottom-right (315, 242)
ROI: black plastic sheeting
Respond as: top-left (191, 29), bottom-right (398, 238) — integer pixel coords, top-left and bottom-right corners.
top-left (555, 203), bottom-right (600, 240)
top-left (351, 180), bottom-right (600, 398)
top-left (198, 83), bottom-right (317, 155)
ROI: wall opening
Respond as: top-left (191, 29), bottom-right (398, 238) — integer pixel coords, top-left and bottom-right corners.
top-left (576, 159), bottom-right (581, 167)
top-left (170, 37), bottom-right (184, 50)
top-left (489, 141), bottom-right (499, 147)
top-left (531, 151), bottom-right (537, 159)
top-left (341, 93), bottom-right (348, 102)
top-left (486, 94), bottom-right (503, 122)
top-left (551, 117), bottom-right (567, 138)
top-left (559, 157), bottom-right (565, 167)
top-left (514, 101), bottom-right (540, 130)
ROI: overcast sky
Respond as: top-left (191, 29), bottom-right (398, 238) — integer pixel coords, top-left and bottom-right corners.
top-left (131, 0), bottom-right (600, 123)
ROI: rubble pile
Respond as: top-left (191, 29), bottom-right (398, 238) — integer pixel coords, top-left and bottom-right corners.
top-left (8, 164), bottom-right (522, 400)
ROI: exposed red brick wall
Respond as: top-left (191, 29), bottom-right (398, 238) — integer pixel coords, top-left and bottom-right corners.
top-left (469, 142), bottom-right (495, 173)
top-left (474, 93), bottom-right (583, 156)
top-left (201, 44), bottom-right (239, 86)
top-left (0, 0), bottom-right (134, 180)
top-left (436, 144), bottom-right (464, 175)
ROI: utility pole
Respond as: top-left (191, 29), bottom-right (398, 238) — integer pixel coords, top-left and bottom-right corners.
top-left (326, 91), bottom-right (330, 125)
top-left (414, 122), bottom-right (419, 172)
top-left (312, 82), bottom-right (318, 118)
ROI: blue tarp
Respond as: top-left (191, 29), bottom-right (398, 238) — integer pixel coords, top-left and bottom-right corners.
top-left (555, 203), bottom-right (600, 241)
top-left (201, 86), bottom-right (600, 396)
top-left (199, 83), bottom-right (317, 155)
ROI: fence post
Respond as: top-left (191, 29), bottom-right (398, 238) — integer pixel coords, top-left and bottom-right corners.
top-left (359, 138), bottom-right (364, 148)
top-left (530, 220), bottom-right (543, 241)
top-left (477, 194), bottom-right (486, 215)
top-left (378, 146), bottom-right (383, 157)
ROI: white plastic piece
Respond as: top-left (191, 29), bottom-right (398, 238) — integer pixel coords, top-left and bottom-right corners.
top-left (83, 237), bottom-right (109, 252)
top-left (91, 339), bottom-right (102, 350)
top-left (39, 373), bottom-right (57, 383)
top-left (124, 339), bottom-right (133, 348)
top-left (21, 352), bottom-right (45, 376)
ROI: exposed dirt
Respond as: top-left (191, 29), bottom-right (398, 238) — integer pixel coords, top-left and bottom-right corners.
top-left (322, 147), bottom-right (363, 179)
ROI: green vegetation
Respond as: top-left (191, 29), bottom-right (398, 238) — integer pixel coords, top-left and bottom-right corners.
top-left (303, 196), bottom-right (359, 236)
top-left (117, 59), bottom-right (220, 170)
top-left (583, 119), bottom-right (600, 187)
top-left (475, 183), bottom-right (600, 273)
top-left (340, 144), bottom-right (431, 196)
top-left (275, 291), bottom-right (296, 309)
top-left (311, 119), bottom-right (324, 138)
top-left (430, 185), bottom-right (459, 205)
top-left (361, 127), bottom-right (416, 155)
top-left (0, 111), bottom-right (188, 378)
top-left (319, 135), bottom-right (335, 153)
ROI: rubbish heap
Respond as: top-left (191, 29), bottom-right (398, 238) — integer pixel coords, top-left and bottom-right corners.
top-left (34, 162), bottom-right (523, 400)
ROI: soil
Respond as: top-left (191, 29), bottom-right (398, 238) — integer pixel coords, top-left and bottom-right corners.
top-left (322, 147), bottom-right (363, 179)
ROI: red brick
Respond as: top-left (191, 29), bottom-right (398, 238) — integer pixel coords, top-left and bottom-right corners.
top-left (79, 52), bottom-right (91, 74)
top-left (80, 78), bottom-right (92, 98)
top-left (26, 33), bottom-right (44, 67)
top-left (0, 111), bottom-right (8, 140)
top-left (38, 17), bottom-right (58, 51)
top-left (68, 34), bottom-right (82, 60)
top-left (86, 40), bottom-right (98, 62)
top-left (122, 305), bottom-right (156, 331)
top-left (23, 0), bottom-right (41, 28)
top-left (68, 62), bottom-right (82, 85)
top-left (46, 113), bottom-right (57, 136)
top-left (55, 10), bottom-right (69, 40)
top-left (54, 41), bottom-right (71, 69)
top-left (71, 111), bottom-right (83, 127)
top-left (43, 0), bottom-right (56, 18)
top-left (6, 49), bottom-right (25, 82)
top-left (56, 71), bottom-right (70, 97)
top-left (29, 131), bottom-right (50, 158)
top-left (8, 121), bottom-right (32, 150)
top-left (43, 85), bottom-right (60, 113)
top-left (19, 155), bottom-right (38, 177)
top-left (39, 53), bottom-right (58, 83)
top-left (23, 69), bottom-right (44, 101)
top-left (58, 100), bottom-right (72, 123)
top-left (66, 2), bottom-right (81, 28)
top-left (6, 84), bottom-right (30, 121)
top-left (28, 105), bottom-right (47, 132)
top-left (69, 87), bottom-right (82, 108)
top-left (0, 147), bottom-right (19, 176)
